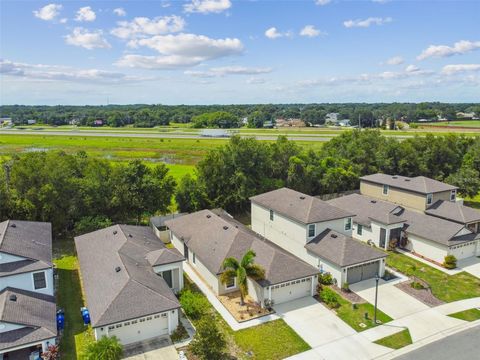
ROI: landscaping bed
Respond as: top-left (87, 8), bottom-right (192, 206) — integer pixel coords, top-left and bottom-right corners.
top-left (395, 280), bottom-right (444, 307)
top-left (374, 329), bottom-right (412, 349)
top-left (386, 251), bottom-right (480, 302)
top-left (218, 291), bottom-right (273, 322)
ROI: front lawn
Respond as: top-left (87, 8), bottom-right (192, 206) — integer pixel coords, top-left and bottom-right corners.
top-left (448, 308), bottom-right (480, 322)
top-left (54, 240), bottom-right (94, 359)
top-left (374, 329), bottom-right (412, 349)
top-left (386, 251), bottom-right (480, 302)
top-left (183, 275), bottom-right (310, 359)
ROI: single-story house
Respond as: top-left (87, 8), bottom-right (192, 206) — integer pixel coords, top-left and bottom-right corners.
top-left (75, 225), bottom-right (185, 345)
top-left (328, 194), bottom-right (480, 264)
top-left (250, 188), bottom-right (386, 286)
top-left (166, 209), bottom-right (320, 307)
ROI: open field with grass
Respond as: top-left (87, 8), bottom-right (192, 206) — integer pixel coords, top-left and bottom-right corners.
top-left (386, 251), bottom-right (480, 302)
top-left (417, 120), bottom-right (480, 128)
top-left (374, 329), bottom-right (412, 349)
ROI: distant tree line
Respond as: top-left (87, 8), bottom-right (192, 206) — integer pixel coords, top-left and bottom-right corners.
top-left (176, 131), bottom-right (480, 213)
top-left (1, 103), bottom-right (478, 128)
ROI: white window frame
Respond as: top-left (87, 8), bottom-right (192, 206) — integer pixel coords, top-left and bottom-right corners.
top-left (383, 184), bottom-right (389, 195)
top-left (225, 277), bottom-right (236, 289)
top-left (32, 271), bottom-right (47, 290)
top-left (344, 217), bottom-right (352, 231)
top-left (308, 224), bottom-right (316, 238)
top-left (450, 190), bottom-right (456, 202)
top-left (426, 193), bottom-right (433, 205)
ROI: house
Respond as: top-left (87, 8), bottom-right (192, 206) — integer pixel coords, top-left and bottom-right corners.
top-left (166, 209), bottom-right (319, 306)
top-left (426, 200), bottom-right (480, 233)
top-left (250, 188), bottom-right (386, 286)
top-left (360, 173), bottom-right (458, 211)
top-left (74, 225), bottom-right (184, 345)
top-left (328, 193), bottom-right (480, 264)
top-left (0, 220), bottom-right (56, 359)
top-left (26, 120), bottom-right (36, 125)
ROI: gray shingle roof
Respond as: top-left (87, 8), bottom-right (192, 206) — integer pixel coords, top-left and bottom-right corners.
top-left (0, 220), bottom-right (52, 265)
top-left (360, 174), bottom-right (457, 194)
top-left (0, 287), bottom-right (56, 351)
top-left (250, 188), bottom-right (354, 224)
top-left (426, 200), bottom-right (480, 224)
top-left (74, 225), bottom-right (182, 327)
top-left (0, 259), bottom-right (51, 278)
top-left (329, 194), bottom-right (473, 246)
top-left (305, 229), bottom-right (386, 267)
top-left (165, 209), bottom-right (319, 286)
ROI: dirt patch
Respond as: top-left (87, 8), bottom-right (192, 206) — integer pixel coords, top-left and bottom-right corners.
top-left (330, 285), bottom-right (367, 304)
top-left (395, 280), bottom-right (444, 307)
top-left (218, 291), bottom-right (273, 322)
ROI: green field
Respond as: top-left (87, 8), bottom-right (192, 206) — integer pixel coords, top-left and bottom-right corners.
top-left (417, 120), bottom-right (480, 128)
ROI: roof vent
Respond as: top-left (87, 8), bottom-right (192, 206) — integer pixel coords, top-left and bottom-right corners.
top-left (223, 226), bottom-right (229, 230)
top-left (371, 200), bottom-right (377, 204)
top-left (115, 266), bottom-right (121, 273)
top-left (299, 196), bottom-right (306, 200)
top-left (404, 179), bottom-right (411, 182)
top-left (331, 234), bottom-right (338, 238)
top-left (113, 230), bottom-right (117, 235)
top-left (10, 223), bottom-right (16, 228)
top-left (206, 214), bottom-right (211, 218)
top-left (128, 234), bottom-right (132, 238)
top-left (9, 294), bottom-right (17, 302)
top-left (392, 176), bottom-right (398, 179)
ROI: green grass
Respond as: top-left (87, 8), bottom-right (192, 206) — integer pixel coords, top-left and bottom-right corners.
top-left (386, 251), bottom-right (480, 302)
top-left (464, 193), bottom-right (480, 209)
top-left (374, 329), bottom-right (413, 349)
top-left (417, 120), bottom-right (480, 128)
top-left (448, 308), bottom-right (480, 321)
top-left (183, 275), bottom-right (310, 359)
top-left (53, 240), bottom-right (93, 359)
top-left (321, 288), bottom-right (392, 331)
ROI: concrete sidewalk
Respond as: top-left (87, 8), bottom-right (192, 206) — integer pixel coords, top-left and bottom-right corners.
top-left (184, 263), bottom-right (279, 331)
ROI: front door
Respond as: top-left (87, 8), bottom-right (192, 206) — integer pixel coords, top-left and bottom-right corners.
top-left (184, 243), bottom-right (189, 260)
top-left (379, 228), bottom-right (386, 249)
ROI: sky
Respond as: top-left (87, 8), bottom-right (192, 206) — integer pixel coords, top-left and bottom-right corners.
top-left (0, 0), bottom-right (479, 105)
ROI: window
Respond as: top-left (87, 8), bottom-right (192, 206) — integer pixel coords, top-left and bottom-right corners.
top-left (270, 210), bottom-right (274, 221)
top-left (33, 271), bottom-right (46, 290)
top-left (131, 320), bottom-right (138, 324)
top-left (140, 318), bottom-right (145, 322)
top-left (383, 184), bottom-right (389, 195)
top-left (115, 324), bottom-right (122, 328)
top-left (308, 224), bottom-right (315, 237)
top-left (108, 326), bottom-right (115, 330)
top-left (225, 277), bottom-right (236, 289)
top-left (426, 193), bottom-right (433, 205)
top-left (450, 190), bottom-right (456, 202)
top-left (344, 218), bottom-right (352, 231)
top-left (154, 315), bottom-right (160, 319)
top-left (357, 224), bottom-right (363, 236)
top-left (192, 252), bottom-right (196, 264)
top-left (161, 313), bottom-right (168, 318)
top-left (124, 322), bottom-right (130, 326)
top-left (146, 316), bottom-right (152, 321)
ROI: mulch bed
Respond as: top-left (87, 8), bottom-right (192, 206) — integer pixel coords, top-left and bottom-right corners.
top-left (395, 280), bottom-right (444, 307)
top-left (330, 285), bottom-right (366, 304)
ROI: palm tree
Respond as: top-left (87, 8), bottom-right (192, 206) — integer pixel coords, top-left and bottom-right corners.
top-left (220, 249), bottom-right (265, 306)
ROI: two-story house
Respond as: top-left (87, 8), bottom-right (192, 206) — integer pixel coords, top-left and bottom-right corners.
top-left (250, 188), bottom-right (386, 286)
top-left (0, 220), bottom-right (57, 359)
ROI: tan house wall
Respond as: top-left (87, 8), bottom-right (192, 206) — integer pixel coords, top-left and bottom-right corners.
top-left (360, 181), bottom-right (452, 211)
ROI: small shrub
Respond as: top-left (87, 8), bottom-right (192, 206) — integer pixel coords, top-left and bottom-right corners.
top-left (341, 282), bottom-right (350, 293)
top-left (179, 289), bottom-right (210, 320)
top-left (171, 323), bottom-right (189, 343)
top-left (320, 288), bottom-right (340, 308)
top-left (443, 255), bottom-right (457, 269)
top-left (319, 272), bottom-right (334, 285)
top-left (411, 281), bottom-right (425, 290)
top-left (84, 336), bottom-right (123, 360)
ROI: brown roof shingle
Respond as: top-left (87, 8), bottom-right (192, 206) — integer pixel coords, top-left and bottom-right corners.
top-left (426, 200), bottom-right (480, 224)
top-left (360, 174), bottom-right (457, 194)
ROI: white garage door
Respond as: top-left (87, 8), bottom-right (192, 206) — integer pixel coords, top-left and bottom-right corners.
top-left (108, 314), bottom-right (169, 345)
top-left (450, 241), bottom-right (477, 260)
top-left (271, 277), bottom-right (312, 305)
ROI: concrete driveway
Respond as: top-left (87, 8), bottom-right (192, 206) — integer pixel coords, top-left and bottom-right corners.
top-left (457, 257), bottom-right (480, 278)
top-left (274, 297), bottom-right (356, 348)
top-left (123, 336), bottom-right (178, 360)
top-left (350, 278), bottom-right (429, 319)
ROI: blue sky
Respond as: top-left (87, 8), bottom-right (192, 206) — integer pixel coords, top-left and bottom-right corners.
top-left (1, 0), bottom-right (479, 105)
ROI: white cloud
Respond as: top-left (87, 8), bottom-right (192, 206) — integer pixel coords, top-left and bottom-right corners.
top-left (65, 28), bottom-right (111, 50)
top-left (265, 27), bottom-right (292, 39)
top-left (315, 0), bottom-right (331, 5)
top-left (300, 25), bottom-right (325, 38)
top-left (75, 6), bottom-right (96, 22)
top-left (405, 64), bottom-right (420, 73)
top-left (116, 33), bottom-right (243, 69)
top-left (111, 16), bottom-right (185, 39)
top-left (33, 3), bottom-right (62, 21)
top-left (113, 8), bottom-right (126, 17)
top-left (385, 56), bottom-right (404, 65)
top-left (0, 59), bottom-right (144, 84)
top-left (184, 0), bottom-right (232, 14)
top-left (185, 66), bottom-right (272, 77)
top-left (372, 0), bottom-right (390, 3)
top-left (441, 64), bottom-right (480, 75)
top-left (60, 18), bottom-right (68, 24)
top-left (417, 40), bottom-right (480, 60)
top-left (343, 17), bottom-right (392, 28)
top-left (246, 77), bottom-right (266, 84)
